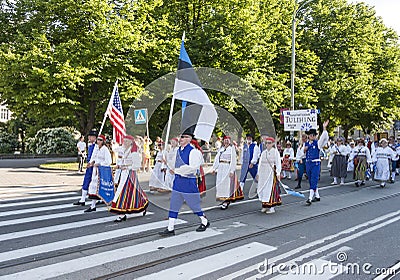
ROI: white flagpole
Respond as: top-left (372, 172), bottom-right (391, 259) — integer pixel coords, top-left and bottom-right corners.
top-left (99, 80), bottom-right (118, 135)
top-left (145, 108), bottom-right (150, 138)
top-left (164, 32), bottom-right (185, 146)
top-left (164, 96), bottom-right (176, 147)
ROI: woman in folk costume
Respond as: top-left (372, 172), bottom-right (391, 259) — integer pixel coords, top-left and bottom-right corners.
top-left (372, 138), bottom-right (397, 188)
top-left (347, 141), bottom-right (357, 172)
top-left (256, 136), bottom-right (281, 214)
top-left (349, 138), bottom-right (372, 187)
top-left (190, 139), bottom-right (207, 196)
top-left (110, 135), bottom-right (148, 222)
top-left (330, 137), bottom-right (350, 185)
top-left (281, 141), bottom-right (294, 179)
top-left (149, 141), bottom-right (168, 192)
top-left (165, 137), bottom-right (179, 191)
top-left (85, 134), bottom-right (112, 213)
top-left (212, 135), bottom-right (243, 210)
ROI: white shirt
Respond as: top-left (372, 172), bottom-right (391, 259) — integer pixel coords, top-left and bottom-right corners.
top-left (77, 141), bottom-right (86, 154)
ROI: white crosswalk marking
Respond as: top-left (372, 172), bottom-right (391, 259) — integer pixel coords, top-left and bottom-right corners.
top-left (0, 202), bottom-right (95, 217)
top-left (0, 212), bottom-right (154, 241)
top-left (0, 192), bottom-right (77, 203)
top-left (0, 228), bottom-right (222, 280)
top-left (0, 208), bottom-right (107, 227)
top-left (137, 242), bottom-right (277, 280)
top-left (220, 209), bottom-right (400, 280)
top-left (0, 218), bottom-right (186, 263)
top-left (0, 196), bottom-right (81, 209)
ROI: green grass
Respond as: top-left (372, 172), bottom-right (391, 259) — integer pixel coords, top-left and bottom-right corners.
top-left (40, 162), bottom-right (80, 171)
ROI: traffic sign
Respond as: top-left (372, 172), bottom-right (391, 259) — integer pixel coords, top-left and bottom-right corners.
top-left (134, 109), bottom-right (147, 125)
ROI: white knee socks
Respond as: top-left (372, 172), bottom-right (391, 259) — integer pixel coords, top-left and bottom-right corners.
top-left (168, 218), bottom-right (176, 231)
top-left (79, 190), bottom-right (87, 203)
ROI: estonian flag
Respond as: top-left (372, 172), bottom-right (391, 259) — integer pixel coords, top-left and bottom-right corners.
top-left (173, 36), bottom-right (217, 142)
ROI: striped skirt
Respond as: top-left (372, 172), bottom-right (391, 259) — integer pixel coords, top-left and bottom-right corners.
top-left (262, 173), bottom-right (282, 208)
top-left (110, 170), bottom-right (148, 214)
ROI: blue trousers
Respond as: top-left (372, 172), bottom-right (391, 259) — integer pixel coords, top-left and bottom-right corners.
top-left (168, 176), bottom-right (204, 219)
top-left (297, 161), bottom-right (306, 185)
top-left (81, 166), bottom-right (93, 191)
top-left (240, 164), bottom-right (258, 183)
top-left (306, 162), bottom-right (320, 191)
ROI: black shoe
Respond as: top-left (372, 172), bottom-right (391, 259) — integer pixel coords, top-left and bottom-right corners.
top-left (159, 228), bottom-right (175, 237)
top-left (295, 185), bottom-right (301, 189)
top-left (312, 197), bottom-right (320, 202)
top-left (114, 215), bottom-right (127, 222)
top-left (220, 201), bottom-right (230, 210)
top-left (196, 221), bottom-right (210, 232)
top-left (84, 207), bottom-right (96, 213)
top-left (96, 200), bottom-right (105, 205)
top-left (306, 199), bottom-right (312, 206)
top-left (355, 182), bottom-right (359, 187)
top-left (73, 201), bottom-right (85, 206)
top-left (360, 181), bottom-right (365, 186)
top-left (389, 179), bottom-right (395, 184)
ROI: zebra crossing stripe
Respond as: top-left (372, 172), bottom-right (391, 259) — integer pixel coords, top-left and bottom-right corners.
top-left (219, 209), bottom-right (400, 280)
top-left (0, 202), bottom-right (99, 217)
top-left (0, 196), bottom-right (81, 209)
top-left (0, 209), bottom-right (108, 227)
top-left (0, 219), bottom-right (187, 263)
top-left (0, 227), bottom-right (220, 280)
top-left (0, 192), bottom-right (77, 203)
top-left (136, 242), bottom-right (276, 280)
top-left (0, 212), bottom-right (154, 241)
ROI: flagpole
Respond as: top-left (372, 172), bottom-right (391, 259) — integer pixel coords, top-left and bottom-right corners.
top-left (164, 32), bottom-right (185, 147)
top-left (164, 96), bottom-right (176, 149)
top-left (99, 80), bottom-right (118, 135)
top-left (145, 108), bottom-right (149, 138)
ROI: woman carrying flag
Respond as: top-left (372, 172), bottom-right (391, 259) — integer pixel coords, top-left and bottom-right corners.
top-left (256, 136), bottom-right (282, 214)
top-left (110, 135), bottom-right (148, 222)
top-left (85, 134), bottom-right (112, 213)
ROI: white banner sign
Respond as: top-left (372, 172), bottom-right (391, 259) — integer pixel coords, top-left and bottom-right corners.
top-left (283, 109), bottom-right (318, 131)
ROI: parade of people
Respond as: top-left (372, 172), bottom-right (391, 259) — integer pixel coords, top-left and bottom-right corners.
top-left (3, 7), bottom-right (400, 277)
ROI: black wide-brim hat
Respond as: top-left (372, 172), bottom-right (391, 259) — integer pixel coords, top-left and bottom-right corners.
top-left (88, 130), bottom-right (98, 137)
top-left (306, 128), bottom-right (317, 136)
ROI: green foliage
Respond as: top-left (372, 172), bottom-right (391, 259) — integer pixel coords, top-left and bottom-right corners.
top-left (27, 127), bottom-right (76, 154)
top-left (0, 0), bottom-right (399, 140)
top-left (0, 131), bottom-right (19, 153)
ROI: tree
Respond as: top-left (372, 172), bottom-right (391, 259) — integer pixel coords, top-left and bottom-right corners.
top-left (0, 0), bottom-right (176, 139)
top-left (299, 0), bottom-right (400, 135)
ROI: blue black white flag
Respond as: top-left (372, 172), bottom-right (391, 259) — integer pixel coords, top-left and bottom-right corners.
top-left (173, 36), bottom-right (217, 142)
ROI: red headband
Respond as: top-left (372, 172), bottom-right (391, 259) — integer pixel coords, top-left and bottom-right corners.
top-left (265, 137), bottom-right (275, 142)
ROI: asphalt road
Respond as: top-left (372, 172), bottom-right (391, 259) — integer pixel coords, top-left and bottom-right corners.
top-left (0, 159), bottom-right (399, 280)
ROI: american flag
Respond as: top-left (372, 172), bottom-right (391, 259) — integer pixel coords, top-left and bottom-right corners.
top-left (107, 85), bottom-right (126, 144)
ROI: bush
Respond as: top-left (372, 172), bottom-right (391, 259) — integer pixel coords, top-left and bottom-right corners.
top-left (0, 131), bottom-right (19, 153)
top-left (27, 127), bottom-right (76, 155)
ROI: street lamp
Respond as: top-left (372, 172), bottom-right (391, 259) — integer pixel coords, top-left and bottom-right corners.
top-left (291, 0), bottom-right (314, 111)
